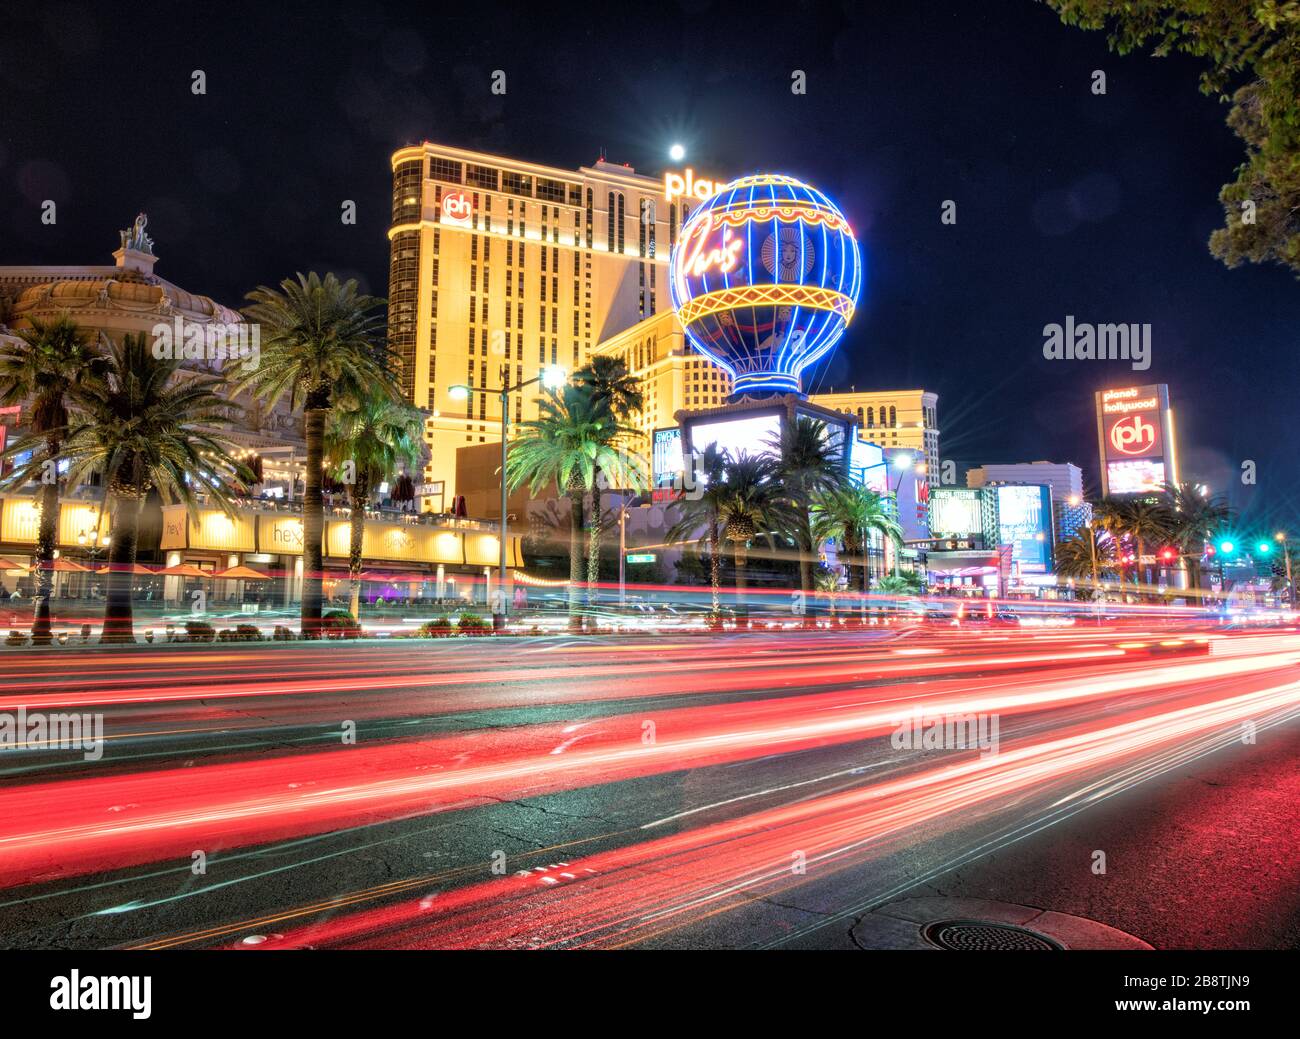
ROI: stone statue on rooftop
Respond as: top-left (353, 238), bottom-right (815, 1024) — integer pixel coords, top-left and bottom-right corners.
top-left (119, 212), bottom-right (154, 255)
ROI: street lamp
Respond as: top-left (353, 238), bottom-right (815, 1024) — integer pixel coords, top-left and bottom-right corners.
top-left (886, 454), bottom-right (925, 577)
top-left (447, 363), bottom-right (567, 631)
top-left (1276, 531), bottom-right (1294, 607)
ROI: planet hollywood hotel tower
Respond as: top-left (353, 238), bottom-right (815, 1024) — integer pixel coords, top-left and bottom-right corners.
top-left (387, 143), bottom-right (693, 510)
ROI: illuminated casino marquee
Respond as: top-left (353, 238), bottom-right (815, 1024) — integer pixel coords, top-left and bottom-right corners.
top-left (1095, 384), bottom-right (1178, 496)
top-left (667, 174), bottom-right (863, 397)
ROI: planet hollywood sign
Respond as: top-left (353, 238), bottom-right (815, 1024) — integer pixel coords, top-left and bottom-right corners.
top-left (663, 168), bottom-right (719, 205)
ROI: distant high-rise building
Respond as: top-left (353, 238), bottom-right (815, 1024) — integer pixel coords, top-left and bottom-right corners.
top-left (967, 461), bottom-right (1083, 505)
top-left (388, 143), bottom-right (688, 509)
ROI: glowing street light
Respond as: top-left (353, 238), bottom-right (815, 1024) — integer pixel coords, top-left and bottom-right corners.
top-left (447, 362), bottom-right (568, 630)
top-left (668, 143), bottom-right (686, 162)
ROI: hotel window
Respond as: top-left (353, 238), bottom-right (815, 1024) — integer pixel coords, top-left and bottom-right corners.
top-left (470, 267), bottom-right (477, 291)
top-left (607, 192), bottom-right (615, 252)
top-left (536, 177), bottom-right (565, 203)
top-left (471, 236), bottom-right (478, 261)
top-left (482, 269), bottom-right (490, 294)
top-left (669, 203), bottom-right (677, 247)
top-left (429, 157), bottom-right (462, 183)
top-left (391, 160), bottom-right (422, 224)
top-left (431, 259), bottom-right (439, 285)
top-left (480, 297), bottom-right (488, 323)
top-left (466, 164), bottom-right (498, 191)
top-left (433, 229), bottom-right (440, 252)
top-left (866, 407), bottom-right (874, 428)
top-left (515, 333), bottom-right (522, 360)
top-left (483, 236), bottom-right (490, 262)
top-left (503, 171), bottom-right (533, 197)
top-left (585, 189), bottom-right (594, 246)
top-left (890, 406), bottom-right (898, 427)
top-left (617, 194), bottom-right (625, 253)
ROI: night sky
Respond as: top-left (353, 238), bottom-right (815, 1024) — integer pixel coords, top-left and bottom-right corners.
top-left (3, 1), bottom-right (1297, 529)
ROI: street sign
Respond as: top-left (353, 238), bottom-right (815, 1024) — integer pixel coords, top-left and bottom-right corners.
top-left (625, 553), bottom-right (656, 564)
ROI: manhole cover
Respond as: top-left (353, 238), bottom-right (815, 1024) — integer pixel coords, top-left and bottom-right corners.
top-left (922, 919), bottom-right (1062, 951)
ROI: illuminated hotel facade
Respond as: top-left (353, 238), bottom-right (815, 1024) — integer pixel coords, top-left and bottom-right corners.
top-left (388, 142), bottom-right (699, 508)
top-left (388, 143), bottom-right (940, 506)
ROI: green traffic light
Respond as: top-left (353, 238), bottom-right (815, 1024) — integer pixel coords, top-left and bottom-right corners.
top-left (1256, 541), bottom-right (1272, 555)
top-left (1218, 539), bottom-right (1236, 555)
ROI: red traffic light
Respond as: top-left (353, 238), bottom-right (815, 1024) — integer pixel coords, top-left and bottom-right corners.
top-left (1204, 544), bottom-right (1216, 557)
top-left (1159, 547), bottom-right (1177, 562)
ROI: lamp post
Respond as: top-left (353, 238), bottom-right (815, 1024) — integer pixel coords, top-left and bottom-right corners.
top-left (887, 453), bottom-right (925, 578)
top-left (1276, 532), bottom-right (1294, 607)
top-left (449, 363), bottom-right (566, 631)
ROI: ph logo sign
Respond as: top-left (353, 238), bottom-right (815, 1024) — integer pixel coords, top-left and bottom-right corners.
top-left (1109, 414), bottom-right (1156, 456)
top-left (441, 191), bottom-right (472, 227)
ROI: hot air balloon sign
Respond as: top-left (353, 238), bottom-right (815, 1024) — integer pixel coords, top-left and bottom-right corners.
top-left (668, 173), bottom-right (862, 397)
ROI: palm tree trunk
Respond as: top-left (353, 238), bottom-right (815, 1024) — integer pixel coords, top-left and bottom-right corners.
top-left (100, 489), bottom-right (142, 644)
top-left (568, 488), bottom-right (584, 632)
top-left (30, 473), bottom-right (59, 646)
top-left (347, 472), bottom-right (369, 620)
top-left (733, 540), bottom-right (749, 630)
top-left (798, 531), bottom-right (813, 629)
top-left (586, 487), bottom-right (600, 606)
top-left (1136, 536), bottom-right (1145, 598)
top-left (302, 404), bottom-right (327, 638)
top-left (708, 521), bottom-right (721, 616)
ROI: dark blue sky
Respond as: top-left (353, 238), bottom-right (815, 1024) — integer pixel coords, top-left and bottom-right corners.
top-left (3, 0), bottom-right (1297, 530)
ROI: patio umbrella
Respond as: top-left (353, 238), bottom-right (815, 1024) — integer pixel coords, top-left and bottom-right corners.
top-left (214, 564), bottom-right (270, 606)
top-left (212, 565), bottom-right (270, 580)
top-left (0, 558), bottom-right (29, 571)
top-left (157, 564), bottom-right (211, 578)
top-left (37, 558), bottom-right (91, 573)
top-left (94, 564), bottom-right (158, 576)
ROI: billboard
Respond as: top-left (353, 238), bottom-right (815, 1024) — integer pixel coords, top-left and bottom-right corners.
top-left (1096, 384), bottom-right (1176, 497)
top-left (930, 488), bottom-right (983, 538)
top-left (849, 438), bottom-right (886, 493)
top-left (995, 484), bottom-right (1052, 574)
top-left (685, 412), bottom-right (781, 461)
top-left (651, 427), bottom-right (684, 503)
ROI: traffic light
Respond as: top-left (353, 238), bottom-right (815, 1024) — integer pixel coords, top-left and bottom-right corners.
top-left (1204, 543), bottom-right (1216, 558)
top-left (1218, 539), bottom-right (1236, 556)
top-left (1256, 541), bottom-right (1273, 556)
top-left (1158, 547), bottom-right (1177, 563)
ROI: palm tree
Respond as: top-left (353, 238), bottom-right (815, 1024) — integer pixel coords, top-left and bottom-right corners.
top-left (572, 357), bottom-right (644, 599)
top-left (1055, 521), bottom-right (1116, 600)
top-left (45, 334), bottom-right (249, 643)
top-left (1157, 482), bottom-right (1233, 596)
top-left (812, 484), bottom-right (903, 609)
top-left (767, 417), bottom-right (845, 614)
top-left (715, 450), bottom-right (785, 628)
top-left (1120, 498), bottom-right (1173, 595)
top-left (0, 316), bottom-right (107, 644)
top-left (325, 388), bottom-right (424, 619)
top-left (506, 384), bottom-right (644, 631)
top-left (665, 442), bottom-right (729, 613)
top-left (236, 273), bottom-right (391, 637)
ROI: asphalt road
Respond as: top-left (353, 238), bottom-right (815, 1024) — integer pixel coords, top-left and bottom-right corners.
top-left (1, 623), bottom-right (1297, 950)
